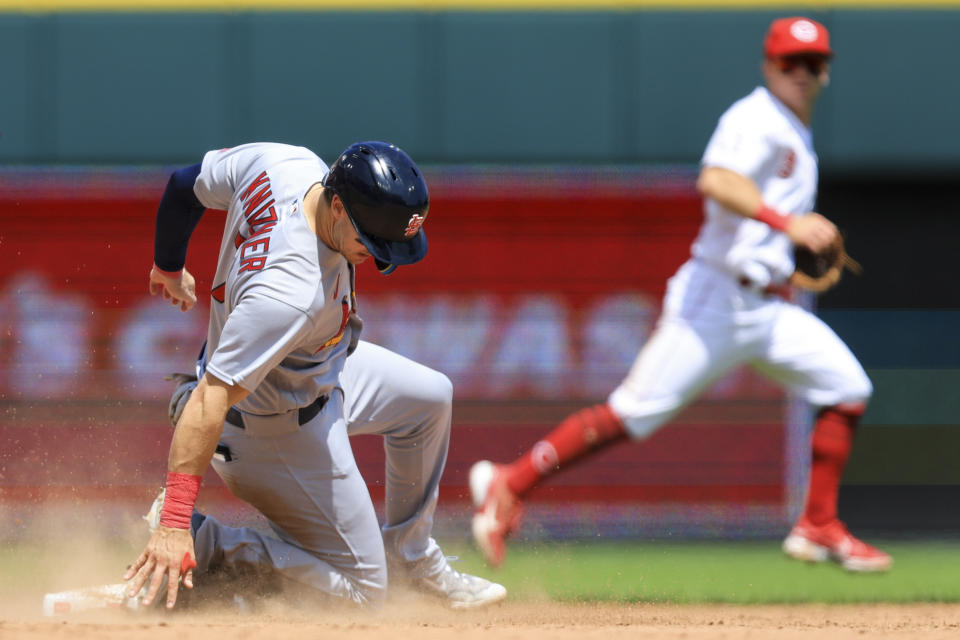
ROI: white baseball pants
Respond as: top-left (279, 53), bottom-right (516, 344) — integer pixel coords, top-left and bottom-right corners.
top-left (609, 259), bottom-right (873, 439)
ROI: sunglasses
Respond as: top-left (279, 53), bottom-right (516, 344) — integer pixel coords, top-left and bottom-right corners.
top-left (774, 55), bottom-right (829, 76)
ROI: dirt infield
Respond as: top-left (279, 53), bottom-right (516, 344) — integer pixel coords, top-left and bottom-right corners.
top-left (2, 512), bottom-right (958, 640)
top-left (2, 599), bottom-right (959, 640)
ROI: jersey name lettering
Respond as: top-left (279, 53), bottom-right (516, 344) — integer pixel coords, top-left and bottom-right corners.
top-left (236, 171), bottom-right (279, 273)
top-left (778, 148), bottom-right (797, 178)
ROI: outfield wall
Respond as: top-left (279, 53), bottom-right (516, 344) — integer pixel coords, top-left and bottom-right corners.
top-left (2, 166), bottom-right (958, 538)
top-left (1, 166), bottom-right (795, 538)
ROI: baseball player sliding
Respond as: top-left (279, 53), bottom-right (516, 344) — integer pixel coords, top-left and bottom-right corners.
top-left (123, 141), bottom-right (506, 610)
top-left (470, 17), bottom-right (891, 573)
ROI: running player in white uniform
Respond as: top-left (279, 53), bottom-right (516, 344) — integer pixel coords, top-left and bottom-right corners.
top-left (469, 17), bottom-right (891, 573)
top-left (123, 141), bottom-right (506, 610)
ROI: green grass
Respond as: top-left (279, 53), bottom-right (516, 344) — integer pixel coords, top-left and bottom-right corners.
top-left (5, 538), bottom-right (960, 605)
top-left (442, 539), bottom-right (960, 604)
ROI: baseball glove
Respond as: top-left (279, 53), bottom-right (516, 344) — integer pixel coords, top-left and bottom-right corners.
top-left (789, 233), bottom-right (862, 293)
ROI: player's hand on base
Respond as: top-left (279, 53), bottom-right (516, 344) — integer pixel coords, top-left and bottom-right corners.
top-left (786, 213), bottom-right (838, 253)
top-left (124, 526), bottom-right (197, 609)
top-left (149, 266), bottom-right (197, 312)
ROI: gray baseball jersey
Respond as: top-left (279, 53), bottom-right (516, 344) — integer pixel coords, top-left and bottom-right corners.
top-left (193, 143), bottom-right (361, 417)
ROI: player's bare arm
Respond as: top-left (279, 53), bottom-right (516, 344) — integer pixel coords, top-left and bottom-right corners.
top-left (148, 265), bottom-right (197, 311)
top-left (167, 374), bottom-right (247, 472)
top-left (123, 374), bottom-right (249, 609)
top-left (696, 165), bottom-right (764, 216)
top-left (697, 165), bottom-right (837, 253)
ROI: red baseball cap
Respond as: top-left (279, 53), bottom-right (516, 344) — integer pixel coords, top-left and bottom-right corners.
top-left (764, 17), bottom-right (833, 59)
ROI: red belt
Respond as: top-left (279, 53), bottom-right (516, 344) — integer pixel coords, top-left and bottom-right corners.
top-left (737, 276), bottom-right (792, 300)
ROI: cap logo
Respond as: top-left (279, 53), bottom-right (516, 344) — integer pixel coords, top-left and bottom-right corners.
top-left (790, 20), bottom-right (819, 43)
top-left (404, 214), bottom-right (425, 237)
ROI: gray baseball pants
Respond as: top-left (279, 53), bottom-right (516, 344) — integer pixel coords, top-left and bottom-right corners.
top-left (196, 341), bottom-right (452, 606)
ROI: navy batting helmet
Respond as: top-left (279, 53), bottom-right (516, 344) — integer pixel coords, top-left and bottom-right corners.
top-left (323, 141), bottom-right (429, 274)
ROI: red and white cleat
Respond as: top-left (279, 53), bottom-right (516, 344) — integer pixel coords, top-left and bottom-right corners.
top-left (469, 461), bottom-right (524, 568)
top-left (783, 517), bottom-right (892, 572)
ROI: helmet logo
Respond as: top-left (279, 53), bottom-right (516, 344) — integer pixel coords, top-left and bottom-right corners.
top-left (404, 214), bottom-right (425, 238)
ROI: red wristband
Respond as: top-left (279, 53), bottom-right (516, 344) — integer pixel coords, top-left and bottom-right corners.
top-left (159, 471), bottom-right (202, 530)
top-left (754, 204), bottom-right (792, 232)
top-left (152, 263), bottom-right (184, 278)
